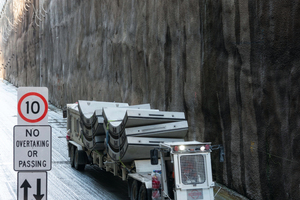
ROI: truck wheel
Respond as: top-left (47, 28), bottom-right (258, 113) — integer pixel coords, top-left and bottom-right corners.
top-left (138, 184), bottom-right (147, 200)
top-left (70, 145), bottom-right (75, 167)
top-left (74, 148), bottom-right (85, 171)
top-left (130, 180), bottom-right (139, 200)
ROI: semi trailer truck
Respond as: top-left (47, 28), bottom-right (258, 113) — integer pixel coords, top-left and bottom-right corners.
top-left (64, 100), bottom-right (215, 200)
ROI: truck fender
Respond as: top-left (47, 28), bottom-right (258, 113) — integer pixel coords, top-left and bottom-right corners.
top-left (68, 141), bottom-right (87, 165)
top-left (68, 141), bottom-right (84, 151)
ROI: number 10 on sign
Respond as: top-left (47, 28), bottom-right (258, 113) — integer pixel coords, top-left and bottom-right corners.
top-left (26, 101), bottom-right (41, 114)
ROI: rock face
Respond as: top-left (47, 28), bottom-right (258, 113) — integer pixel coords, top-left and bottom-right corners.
top-left (1, 1), bottom-right (299, 199)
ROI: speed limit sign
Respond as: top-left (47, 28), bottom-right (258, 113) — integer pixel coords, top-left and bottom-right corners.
top-left (17, 87), bottom-right (48, 125)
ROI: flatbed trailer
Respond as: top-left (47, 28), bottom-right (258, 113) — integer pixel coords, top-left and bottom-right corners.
top-left (65, 101), bottom-right (215, 200)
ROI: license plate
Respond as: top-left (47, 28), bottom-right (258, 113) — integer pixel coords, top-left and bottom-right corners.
top-left (187, 189), bottom-right (203, 200)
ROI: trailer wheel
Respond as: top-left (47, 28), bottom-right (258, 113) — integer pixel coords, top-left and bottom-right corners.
top-left (74, 148), bottom-right (85, 171)
top-left (70, 145), bottom-right (75, 167)
top-left (138, 184), bottom-right (147, 200)
top-left (130, 180), bottom-right (139, 200)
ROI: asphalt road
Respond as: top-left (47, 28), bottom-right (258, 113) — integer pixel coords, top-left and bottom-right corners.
top-left (0, 79), bottom-right (128, 200)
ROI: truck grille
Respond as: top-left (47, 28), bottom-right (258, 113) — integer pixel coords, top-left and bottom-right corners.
top-left (180, 155), bottom-right (206, 185)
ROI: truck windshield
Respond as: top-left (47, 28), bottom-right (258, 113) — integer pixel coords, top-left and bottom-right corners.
top-left (180, 155), bottom-right (206, 185)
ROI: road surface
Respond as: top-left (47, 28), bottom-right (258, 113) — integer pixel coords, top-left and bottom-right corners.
top-left (0, 78), bottom-right (248, 200)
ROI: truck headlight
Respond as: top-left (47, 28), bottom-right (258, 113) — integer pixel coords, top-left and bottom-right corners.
top-left (179, 145), bottom-right (185, 151)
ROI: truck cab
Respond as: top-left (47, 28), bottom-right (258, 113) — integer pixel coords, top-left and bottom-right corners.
top-left (151, 141), bottom-right (214, 200)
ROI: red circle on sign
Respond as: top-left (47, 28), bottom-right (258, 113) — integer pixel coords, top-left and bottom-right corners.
top-left (17, 92), bottom-right (48, 123)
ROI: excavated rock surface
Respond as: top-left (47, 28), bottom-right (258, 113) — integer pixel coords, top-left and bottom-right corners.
top-left (1, 1), bottom-right (299, 199)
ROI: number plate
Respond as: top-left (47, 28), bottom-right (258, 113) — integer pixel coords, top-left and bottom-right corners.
top-left (187, 189), bottom-right (203, 200)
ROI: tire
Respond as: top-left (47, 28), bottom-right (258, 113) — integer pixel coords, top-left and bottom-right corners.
top-left (70, 145), bottom-right (75, 167)
top-left (74, 148), bottom-right (85, 171)
top-left (130, 180), bottom-right (139, 200)
top-left (138, 184), bottom-right (148, 200)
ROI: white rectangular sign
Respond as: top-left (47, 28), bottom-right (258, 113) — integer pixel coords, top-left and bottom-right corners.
top-left (18, 172), bottom-right (47, 200)
top-left (187, 189), bottom-right (203, 200)
top-left (14, 125), bottom-right (52, 171)
top-left (17, 87), bottom-right (48, 125)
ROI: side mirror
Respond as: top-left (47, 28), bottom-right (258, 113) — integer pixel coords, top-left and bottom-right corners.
top-left (211, 144), bottom-right (225, 163)
top-left (150, 149), bottom-right (158, 165)
top-left (63, 107), bottom-right (67, 118)
top-left (219, 146), bottom-right (225, 162)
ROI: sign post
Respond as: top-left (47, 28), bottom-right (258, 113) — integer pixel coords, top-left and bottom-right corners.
top-left (15, 87), bottom-right (51, 200)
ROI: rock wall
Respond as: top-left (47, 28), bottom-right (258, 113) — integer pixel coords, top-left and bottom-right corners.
top-left (1, 0), bottom-right (299, 199)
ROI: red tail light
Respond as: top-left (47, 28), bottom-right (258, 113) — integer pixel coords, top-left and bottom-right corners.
top-left (205, 144), bottom-right (210, 150)
top-left (174, 146), bottom-right (179, 152)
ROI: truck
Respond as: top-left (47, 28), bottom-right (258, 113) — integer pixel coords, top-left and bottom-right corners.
top-left (64, 100), bottom-right (215, 200)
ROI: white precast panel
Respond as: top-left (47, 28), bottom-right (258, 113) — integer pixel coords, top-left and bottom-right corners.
top-left (78, 100), bottom-right (129, 119)
top-left (107, 136), bottom-right (184, 162)
top-left (125, 121), bottom-right (188, 138)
